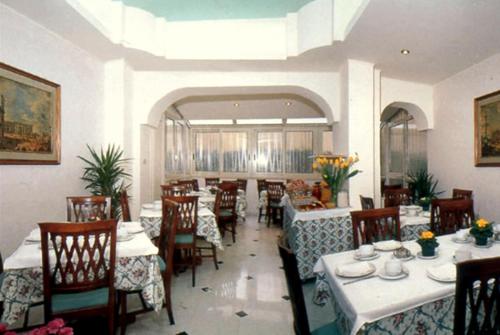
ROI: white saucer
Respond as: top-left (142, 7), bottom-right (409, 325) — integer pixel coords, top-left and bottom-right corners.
top-left (353, 252), bottom-right (380, 261)
top-left (426, 268), bottom-right (455, 283)
top-left (452, 236), bottom-right (473, 244)
top-left (473, 240), bottom-right (493, 248)
top-left (417, 251), bottom-right (439, 260)
top-left (378, 266), bottom-right (409, 280)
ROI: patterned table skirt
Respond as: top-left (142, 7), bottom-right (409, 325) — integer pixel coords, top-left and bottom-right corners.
top-left (0, 255), bottom-right (164, 325)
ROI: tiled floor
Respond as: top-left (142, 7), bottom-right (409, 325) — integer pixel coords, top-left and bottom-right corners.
top-left (126, 215), bottom-right (335, 335)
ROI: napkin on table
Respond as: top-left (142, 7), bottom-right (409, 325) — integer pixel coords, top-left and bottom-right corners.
top-left (427, 263), bottom-right (456, 282)
top-left (336, 262), bottom-right (373, 277)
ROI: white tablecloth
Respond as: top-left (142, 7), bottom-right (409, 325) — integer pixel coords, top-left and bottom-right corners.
top-left (313, 234), bottom-right (500, 335)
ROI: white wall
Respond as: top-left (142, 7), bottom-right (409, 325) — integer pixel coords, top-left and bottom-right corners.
top-left (429, 52), bottom-right (500, 223)
top-left (0, 4), bottom-right (106, 256)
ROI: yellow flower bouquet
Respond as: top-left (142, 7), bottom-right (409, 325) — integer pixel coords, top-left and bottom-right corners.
top-left (470, 218), bottom-right (494, 246)
top-left (312, 154), bottom-right (360, 206)
top-left (417, 230), bottom-right (439, 256)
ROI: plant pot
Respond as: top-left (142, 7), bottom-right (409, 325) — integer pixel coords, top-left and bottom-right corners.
top-left (474, 236), bottom-right (488, 246)
top-left (421, 203), bottom-right (430, 211)
top-left (421, 245), bottom-right (436, 257)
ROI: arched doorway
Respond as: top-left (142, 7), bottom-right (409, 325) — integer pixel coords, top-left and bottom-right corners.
top-left (380, 102), bottom-right (428, 188)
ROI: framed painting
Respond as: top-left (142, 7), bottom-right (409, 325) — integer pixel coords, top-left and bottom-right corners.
top-left (475, 89), bottom-right (500, 166)
top-left (0, 62), bottom-right (60, 164)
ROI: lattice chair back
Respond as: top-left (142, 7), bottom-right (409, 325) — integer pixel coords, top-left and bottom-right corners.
top-left (159, 199), bottom-right (178, 271)
top-left (66, 196), bottom-right (111, 222)
top-left (351, 207), bottom-right (401, 248)
top-left (120, 189), bottom-right (131, 222)
top-left (205, 177), bottom-right (220, 187)
top-left (452, 188), bottom-right (473, 200)
top-left (359, 195), bottom-right (375, 210)
top-left (438, 199), bottom-right (474, 236)
top-left (177, 180), bottom-right (197, 193)
top-left (430, 198), bottom-right (455, 235)
top-left (215, 187), bottom-right (238, 215)
top-left (383, 188), bottom-right (411, 207)
top-left (257, 179), bottom-right (267, 193)
top-left (266, 181), bottom-right (285, 204)
top-left (161, 184), bottom-right (187, 197)
top-left (163, 196), bottom-right (198, 236)
top-left (454, 257), bottom-right (500, 334)
top-left (236, 179), bottom-right (248, 192)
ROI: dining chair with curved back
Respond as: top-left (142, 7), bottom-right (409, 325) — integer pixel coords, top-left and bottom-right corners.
top-left (162, 195), bottom-right (198, 287)
top-left (177, 180), bottom-right (198, 193)
top-left (452, 188), bottom-right (473, 200)
top-left (257, 179), bottom-right (267, 223)
top-left (66, 196), bottom-right (111, 222)
top-left (205, 177), bottom-right (220, 187)
top-left (359, 195), bottom-right (375, 210)
top-left (454, 257), bottom-right (500, 334)
top-left (120, 189), bottom-right (132, 222)
top-left (39, 220), bottom-right (117, 335)
top-left (351, 207), bottom-right (401, 249)
top-left (236, 179), bottom-right (248, 192)
top-left (383, 188), bottom-right (411, 208)
top-left (430, 198), bottom-right (455, 235)
top-left (437, 198), bottom-right (474, 236)
top-left (215, 183), bottom-right (238, 243)
top-left (266, 181), bottom-right (286, 227)
top-left (278, 235), bottom-right (340, 335)
top-left (161, 184), bottom-right (187, 197)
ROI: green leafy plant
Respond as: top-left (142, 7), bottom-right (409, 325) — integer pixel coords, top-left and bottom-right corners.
top-left (78, 144), bottom-right (131, 219)
top-left (407, 168), bottom-right (443, 203)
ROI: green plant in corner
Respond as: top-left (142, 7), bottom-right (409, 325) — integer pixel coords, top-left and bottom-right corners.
top-left (78, 144), bottom-right (131, 219)
top-left (407, 168), bottom-right (443, 208)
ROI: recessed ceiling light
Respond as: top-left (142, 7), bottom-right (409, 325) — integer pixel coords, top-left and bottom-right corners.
top-left (233, 103), bottom-right (239, 107)
top-left (285, 101), bottom-right (292, 106)
top-left (400, 49), bottom-right (410, 55)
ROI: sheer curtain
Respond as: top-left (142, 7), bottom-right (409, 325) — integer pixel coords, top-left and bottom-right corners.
top-left (194, 132), bottom-right (220, 172)
top-left (257, 132), bottom-right (282, 173)
top-left (222, 132), bottom-right (248, 172)
top-left (286, 131), bottom-right (313, 173)
top-left (165, 119), bottom-right (175, 173)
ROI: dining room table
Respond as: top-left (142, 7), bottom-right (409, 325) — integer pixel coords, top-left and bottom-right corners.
top-left (0, 221), bottom-right (165, 325)
top-left (312, 233), bottom-right (500, 334)
top-left (281, 193), bottom-right (431, 281)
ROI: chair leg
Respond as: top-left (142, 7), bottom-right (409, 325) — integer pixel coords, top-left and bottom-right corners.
top-left (258, 208), bottom-right (262, 223)
top-left (212, 244), bottom-right (219, 270)
top-left (119, 291), bottom-right (127, 335)
top-left (161, 271), bottom-right (175, 325)
top-left (192, 247), bottom-right (196, 287)
top-left (231, 219), bottom-right (236, 243)
top-left (23, 308), bottom-right (30, 329)
top-left (266, 207), bottom-right (271, 227)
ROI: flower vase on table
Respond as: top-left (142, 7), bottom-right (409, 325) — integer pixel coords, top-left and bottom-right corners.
top-left (417, 231), bottom-right (439, 257)
top-left (470, 218), bottom-right (494, 246)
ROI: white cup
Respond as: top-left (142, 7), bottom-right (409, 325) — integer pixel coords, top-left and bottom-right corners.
top-left (407, 209), bottom-right (417, 216)
top-left (455, 230), bottom-right (468, 241)
top-left (385, 259), bottom-right (402, 276)
top-left (494, 224), bottom-right (500, 233)
top-left (455, 248), bottom-right (472, 263)
top-left (359, 244), bottom-right (375, 257)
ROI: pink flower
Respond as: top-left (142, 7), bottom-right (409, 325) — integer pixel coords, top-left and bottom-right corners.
top-left (28, 326), bottom-right (49, 335)
top-left (0, 323), bottom-right (7, 332)
top-left (57, 327), bottom-right (73, 335)
top-left (47, 318), bottom-right (65, 329)
top-left (5, 332), bottom-right (17, 335)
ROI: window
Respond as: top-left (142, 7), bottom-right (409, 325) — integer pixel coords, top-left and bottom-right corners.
top-left (256, 132), bottom-right (283, 173)
top-left (165, 119), bottom-right (175, 173)
top-left (285, 131), bottom-right (313, 173)
top-left (222, 132), bottom-right (248, 172)
top-left (194, 132), bottom-right (220, 172)
top-left (165, 119), bottom-right (189, 175)
top-left (322, 131), bottom-right (333, 153)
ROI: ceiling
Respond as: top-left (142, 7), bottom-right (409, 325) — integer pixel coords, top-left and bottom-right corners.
top-left (116, 0), bottom-right (314, 21)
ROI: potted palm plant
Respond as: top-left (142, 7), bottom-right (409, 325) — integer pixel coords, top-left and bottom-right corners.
top-left (407, 169), bottom-right (443, 210)
top-left (78, 144), bottom-right (131, 219)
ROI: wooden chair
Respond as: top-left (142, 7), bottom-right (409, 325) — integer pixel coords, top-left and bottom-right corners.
top-left (257, 179), bottom-right (267, 223)
top-left (66, 196), bottom-right (111, 222)
top-left (381, 184), bottom-right (402, 195)
top-left (454, 257), bottom-right (500, 334)
top-left (161, 184), bottom-right (187, 197)
top-left (437, 199), bottom-right (474, 236)
top-left (351, 207), bottom-right (401, 249)
top-left (0, 251), bottom-right (3, 319)
top-left (383, 188), bottom-right (411, 207)
top-left (120, 189), bottom-right (131, 222)
top-left (430, 198), bottom-right (455, 235)
top-left (177, 180), bottom-right (198, 193)
top-left (205, 177), bottom-right (220, 187)
top-left (162, 195), bottom-right (198, 287)
top-left (278, 236), bottom-right (340, 335)
top-left (452, 188), bottom-right (473, 200)
top-left (236, 179), bottom-right (247, 192)
top-left (359, 195), bottom-right (375, 210)
top-left (214, 184), bottom-right (238, 243)
top-left (266, 181), bottom-right (285, 227)
top-left (39, 220), bottom-right (117, 335)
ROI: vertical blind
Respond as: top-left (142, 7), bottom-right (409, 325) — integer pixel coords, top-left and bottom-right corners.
top-left (285, 131), bottom-right (313, 173)
top-left (222, 132), bottom-right (248, 172)
top-left (194, 132), bottom-right (220, 172)
top-left (256, 132), bottom-right (283, 173)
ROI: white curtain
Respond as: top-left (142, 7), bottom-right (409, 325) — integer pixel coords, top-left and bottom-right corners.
top-left (257, 132), bottom-right (282, 173)
top-left (194, 132), bottom-right (220, 172)
top-left (286, 131), bottom-right (313, 173)
top-left (221, 132), bottom-right (248, 172)
top-left (165, 119), bottom-right (175, 173)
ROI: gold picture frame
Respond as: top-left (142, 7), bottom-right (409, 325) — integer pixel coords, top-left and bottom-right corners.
top-left (0, 62), bottom-right (60, 164)
top-left (475, 89), bottom-right (500, 166)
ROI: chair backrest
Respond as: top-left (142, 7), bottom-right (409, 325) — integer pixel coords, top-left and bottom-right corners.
top-left (120, 189), bottom-right (131, 222)
top-left (359, 195), bottom-right (375, 210)
top-left (66, 196), bottom-right (111, 222)
top-left (214, 186), bottom-right (238, 217)
top-left (39, 220), bottom-right (117, 314)
top-left (383, 188), bottom-right (411, 207)
top-left (430, 198), bottom-right (455, 234)
top-left (257, 179), bottom-right (267, 194)
top-left (278, 236), bottom-right (311, 335)
top-left (162, 196), bottom-right (198, 237)
top-left (205, 177), bottom-right (220, 187)
top-left (454, 257), bottom-right (500, 334)
top-left (236, 179), bottom-right (247, 192)
top-left (177, 180), bottom-right (198, 193)
top-left (351, 207), bottom-right (401, 249)
top-left (437, 199), bottom-right (474, 236)
top-left (452, 188), bottom-right (473, 200)
top-left (159, 199), bottom-right (179, 274)
top-left (161, 184), bottom-right (187, 197)
top-left (266, 181), bottom-right (285, 204)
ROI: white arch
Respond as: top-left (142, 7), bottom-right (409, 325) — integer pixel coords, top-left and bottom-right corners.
top-left (146, 85), bottom-right (334, 126)
top-left (381, 101), bottom-right (430, 131)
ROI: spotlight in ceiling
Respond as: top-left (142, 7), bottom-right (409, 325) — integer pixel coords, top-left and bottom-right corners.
top-left (233, 103), bottom-right (239, 107)
top-left (285, 101), bottom-right (292, 106)
top-left (400, 49), bottom-right (410, 55)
